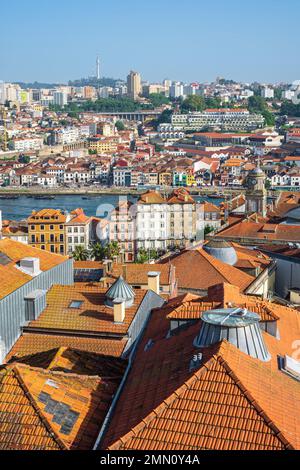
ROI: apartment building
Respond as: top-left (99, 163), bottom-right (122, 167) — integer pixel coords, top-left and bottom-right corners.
top-left (88, 137), bottom-right (117, 154)
top-left (28, 209), bottom-right (68, 255)
top-left (11, 137), bottom-right (44, 152)
top-left (109, 200), bottom-right (136, 262)
top-left (171, 109), bottom-right (264, 132)
top-left (65, 208), bottom-right (95, 255)
top-left (127, 70), bottom-right (141, 100)
top-left (135, 188), bottom-right (201, 252)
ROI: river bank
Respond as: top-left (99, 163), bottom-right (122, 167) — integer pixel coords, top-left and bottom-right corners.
top-left (0, 185), bottom-right (245, 197)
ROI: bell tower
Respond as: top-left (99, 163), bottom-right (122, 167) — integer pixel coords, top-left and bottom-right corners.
top-left (245, 165), bottom-right (267, 217)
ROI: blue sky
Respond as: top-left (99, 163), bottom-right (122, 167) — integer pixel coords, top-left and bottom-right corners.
top-left (1, 0), bottom-right (299, 84)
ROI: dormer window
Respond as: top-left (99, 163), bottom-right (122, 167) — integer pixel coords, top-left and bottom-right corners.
top-left (279, 355), bottom-right (300, 382)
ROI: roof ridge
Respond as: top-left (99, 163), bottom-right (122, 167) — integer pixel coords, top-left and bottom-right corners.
top-left (108, 355), bottom-right (216, 449)
top-left (12, 365), bottom-right (67, 450)
top-left (14, 361), bottom-right (102, 380)
top-left (108, 342), bottom-right (296, 450)
top-left (215, 354), bottom-right (294, 450)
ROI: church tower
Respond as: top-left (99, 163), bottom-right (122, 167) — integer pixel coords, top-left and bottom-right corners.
top-left (245, 166), bottom-right (267, 217)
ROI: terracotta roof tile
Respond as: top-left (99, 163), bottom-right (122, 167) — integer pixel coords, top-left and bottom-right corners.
top-left (102, 282), bottom-right (300, 450)
top-left (159, 248), bottom-right (254, 292)
top-left (26, 283), bottom-right (147, 336)
top-left (6, 333), bottom-right (126, 361)
top-left (0, 238), bottom-right (68, 300)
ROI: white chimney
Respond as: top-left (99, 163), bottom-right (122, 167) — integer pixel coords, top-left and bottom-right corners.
top-left (19, 257), bottom-right (41, 276)
top-left (147, 271), bottom-right (160, 295)
top-left (113, 298), bottom-right (125, 323)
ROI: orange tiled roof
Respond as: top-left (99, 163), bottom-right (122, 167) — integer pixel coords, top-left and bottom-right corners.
top-left (159, 248), bottom-right (254, 292)
top-left (109, 263), bottom-right (173, 286)
top-left (138, 190), bottom-right (166, 204)
top-left (28, 208), bottom-right (67, 223)
top-left (166, 283), bottom-right (279, 322)
top-left (217, 220), bottom-right (300, 242)
top-left (0, 360), bottom-right (123, 450)
top-left (6, 333), bottom-right (127, 361)
top-left (103, 282), bottom-right (300, 450)
top-left (0, 238), bottom-right (68, 301)
top-left (0, 366), bottom-right (64, 450)
top-left (26, 283), bottom-right (147, 336)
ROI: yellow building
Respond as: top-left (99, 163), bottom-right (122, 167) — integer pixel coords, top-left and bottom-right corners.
top-left (158, 171), bottom-right (172, 186)
top-left (88, 138), bottom-right (117, 154)
top-left (28, 209), bottom-right (67, 255)
top-left (186, 171), bottom-right (197, 187)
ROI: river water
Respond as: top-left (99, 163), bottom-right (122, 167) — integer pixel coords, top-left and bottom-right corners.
top-left (0, 194), bottom-right (223, 220)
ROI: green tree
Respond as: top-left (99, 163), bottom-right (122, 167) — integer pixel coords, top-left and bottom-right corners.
top-left (115, 120), bottom-right (125, 131)
top-left (280, 100), bottom-right (300, 117)
top-left (148, 93), bottom-right (170, 107)
top-left (135, 248), bottom-right (158, 263)
top-left (105, 241), bottom-right (120, 259)
top-left (204, 97), bottom-right (222, 108)
top-left (136, 248), bottom-right (149, 264)
top-left (89, 242), bottom-right (106, 261)
top-left (19, 154), bottom-right (30, 164)
top-left (72, 245), bottom-right (90, 261)
top-left (204, 225), bottom-right (214, 236)
top-left (181, 95), bottom-right (205, 112)
top-left (247, 95), bottom-right (275, 125)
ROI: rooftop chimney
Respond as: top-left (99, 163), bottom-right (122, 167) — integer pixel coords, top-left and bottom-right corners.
top-left (148, 271), bottom-right (160, 295)
top-left (19, 257), bottom-right (41, 277)
top-left (113, 298), bottom-right (125, 323)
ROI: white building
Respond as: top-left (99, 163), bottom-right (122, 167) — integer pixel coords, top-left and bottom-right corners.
top-left (65, 209), bottom-right (94, 255)
top-left (291, 80), bottom-right (300, 105)
top-left (12, 137), bottom-right (44, 152)
top-left (53, 91), bottom-right (68, 107)
top-left (261, 87), bottom-right (274, 99)
top-left (282, 89), bottom-right (295, 100)
top-left (171, 109), bottom-right (264, 132)
top-left (169, 82), bottom-right (184, 98)
top-left (56, 127), bottom-right (80, 145)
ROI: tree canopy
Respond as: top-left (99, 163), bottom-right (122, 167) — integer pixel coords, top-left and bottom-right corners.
top-left (247, 95), bottom-right (275, 125)
top-left (148, 93), bottom-right (170, 107)
top-left (280, 100), bottom-right (300, 117)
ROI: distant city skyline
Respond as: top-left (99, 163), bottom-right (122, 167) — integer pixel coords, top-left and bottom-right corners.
top-left (1, 0), bottom-right (300, 84)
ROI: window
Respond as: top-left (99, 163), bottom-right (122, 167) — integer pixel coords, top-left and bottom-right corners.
top-left (50, 225), bottom-right (54, 230)
top-left (60, 245), bottom-right (64, 254)
top-left (69, 300), bottom-right (83, 309)
top-left (31, 225), bottom-right (35, 231)
top-left (31, 235), bottom-right (35, 243)
top-left (50, 245), bottom-right (55, 253)
top-left (41, 245), bottom-right (45, 250)
top-left (60, 234), bottom-right (64, 242)
top-left (41, 235), bottom-right (45, 243)
top-left (40, 225), bottom-right (45, 230)
top-left (68, 227), bottom-right (72, 233)
top-left (59, 225), bottom-right (63, 230)
top-left (50, 234), bottom-right (54, 242)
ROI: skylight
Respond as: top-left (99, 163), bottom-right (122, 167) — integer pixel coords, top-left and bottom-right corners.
top-left (69, 300), bottom-right (83, 309)
top-left (0, 252), bottom-right (12, 266)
